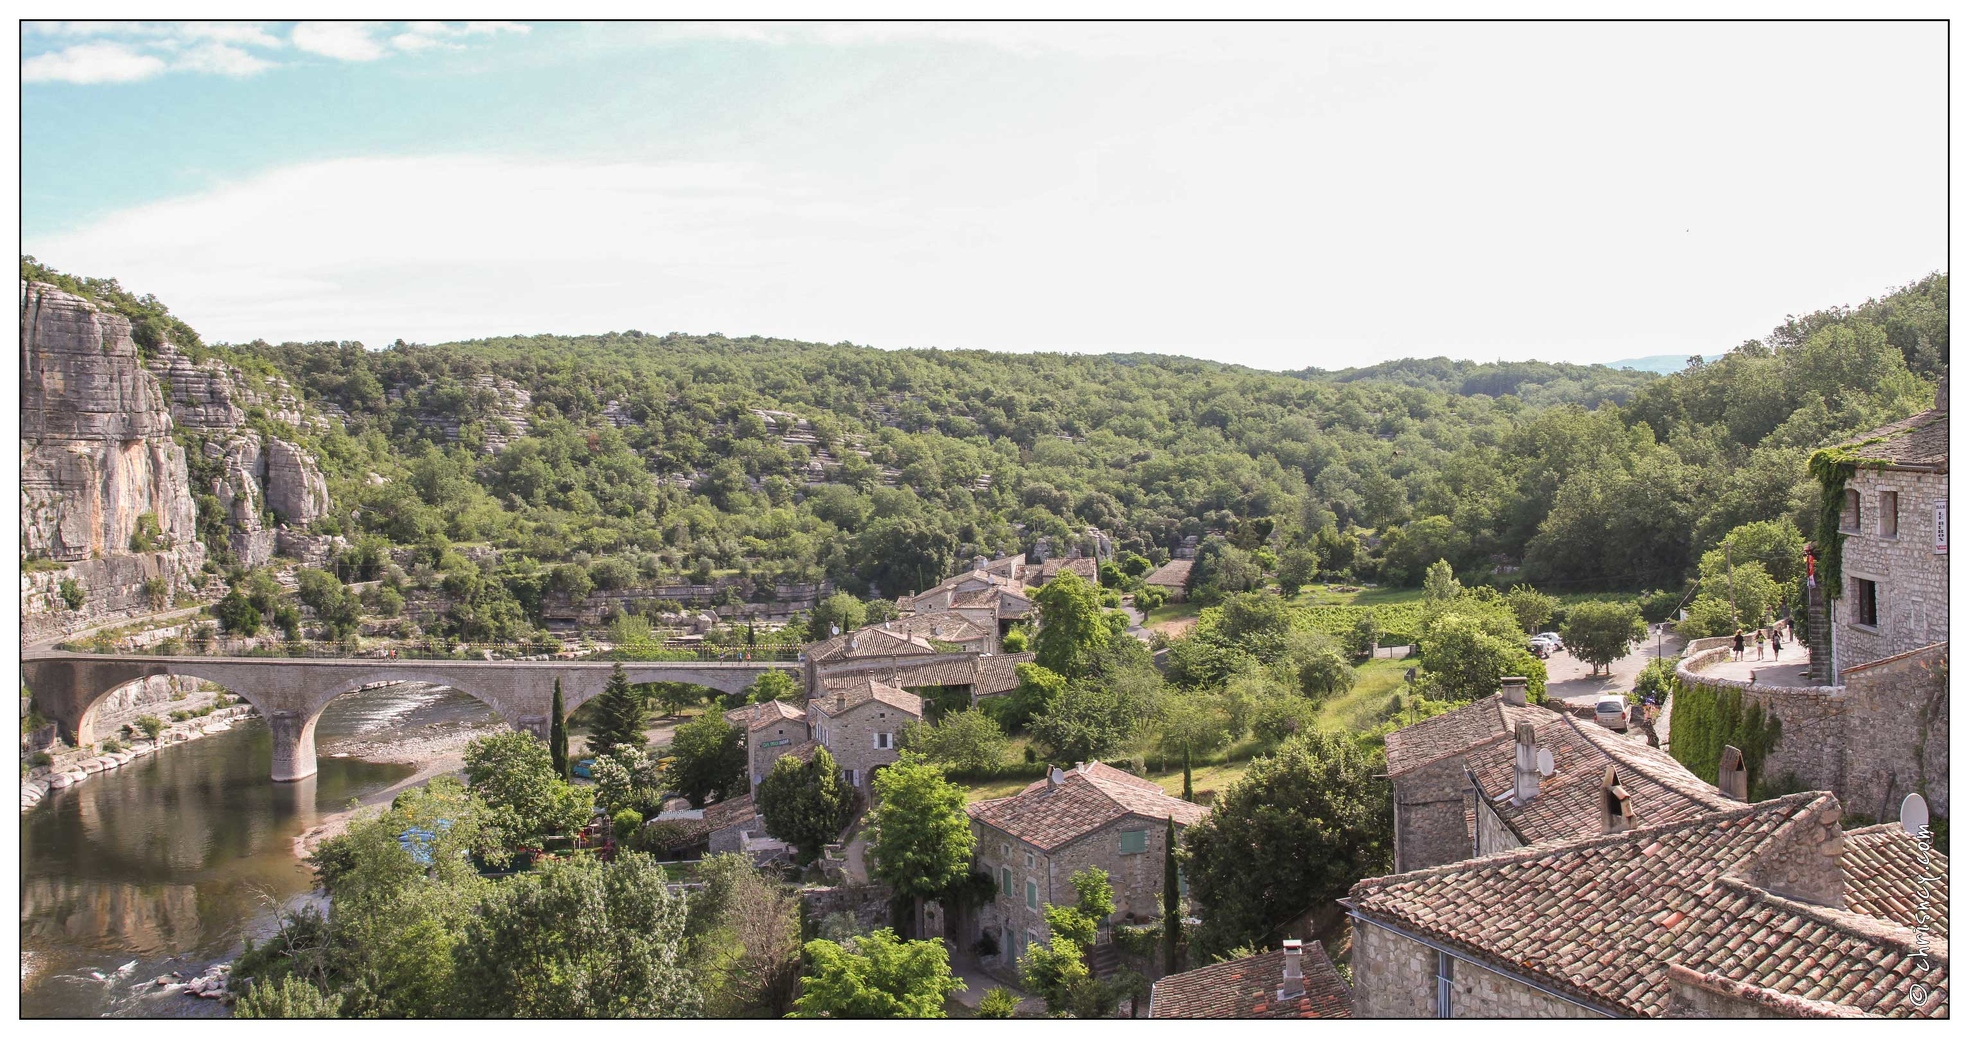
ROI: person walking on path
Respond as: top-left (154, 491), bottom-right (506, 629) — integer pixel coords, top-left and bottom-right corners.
top-left (1732, 629), bottom-right (1746, 661)
top-left (1771, 626), bottom-right (1783, 658)
top-left (1754, 629), bottom-right (1766, 661)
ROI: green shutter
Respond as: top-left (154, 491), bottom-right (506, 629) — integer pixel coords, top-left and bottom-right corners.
top-left (1120, 829), bottom-right (1148, 854)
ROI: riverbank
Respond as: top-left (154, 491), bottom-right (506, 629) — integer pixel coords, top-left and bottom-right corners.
top-left (293, 737), bottom-right (475, 859)
top-left (22, 701), bottom-right (257, 812)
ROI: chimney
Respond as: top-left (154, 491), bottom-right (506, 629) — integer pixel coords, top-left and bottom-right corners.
top-left (1500, 676), bottom-right (1529, 706)
top-left (1601, 765), bottom-right (1635, 833)
top-left (1717, 745), bottom-right (1748, 801)
top-left (1277, 939), bottom-right (1306, 1001)
top-left (1512, 721), bottom-right (1540, 803)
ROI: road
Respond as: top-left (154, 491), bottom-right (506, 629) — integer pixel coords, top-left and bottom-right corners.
top-left (1544, 625), bottom-right (1684, 707)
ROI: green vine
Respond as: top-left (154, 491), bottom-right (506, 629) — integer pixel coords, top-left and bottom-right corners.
top-left (1667, 676), bottom-right (1784, 789)
top-left (1807, 441), bottom-right (1889, 602)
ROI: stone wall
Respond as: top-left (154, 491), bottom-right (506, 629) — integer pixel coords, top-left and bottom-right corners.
top-left (1393, 757), bottom-right (1476, 872)
top-left (1351, 918), bottom-right (1603, 1019)
top-left (1676, 642), bottom-right (1949, 819)
top-left (1832, 469), bottom-right (1948, 671)
top-left (799, 882), bottom-right (893, 936)
top-left (810, 700), bottom-right (913, 790)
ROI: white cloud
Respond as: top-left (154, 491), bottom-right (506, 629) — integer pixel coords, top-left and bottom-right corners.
top-left (177, 43), bottom-right (276, 77)
top-left (291, 22), bottom-right (387, 62)
top-left (21, 42), bottom-right (167, 84)
top-left (393, 20), bottom-right (529, 53)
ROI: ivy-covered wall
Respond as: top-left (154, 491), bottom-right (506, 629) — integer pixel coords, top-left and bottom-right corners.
top-left (1667, 677), bottom-right (1786, 795)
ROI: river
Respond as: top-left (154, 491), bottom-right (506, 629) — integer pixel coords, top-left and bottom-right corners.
top-left (19, 683), bottom-right (503, 1018)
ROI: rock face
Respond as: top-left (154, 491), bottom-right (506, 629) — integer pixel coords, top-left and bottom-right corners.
top-left (20, 283), bottom-right (200, 562)
top-left (20, 280), bottom-right (335, 639)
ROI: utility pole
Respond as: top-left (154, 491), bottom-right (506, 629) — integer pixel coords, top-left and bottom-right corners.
top-left (1725, 541), bottom-right (1737, 626)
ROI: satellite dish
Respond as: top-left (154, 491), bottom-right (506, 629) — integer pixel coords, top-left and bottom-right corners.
top-left (1900, 793), bottom-right (1931, 836)
top-left (1536, 748), bottom-right (1555, 777)
top-left (830, 625), bottom-right (840, 636)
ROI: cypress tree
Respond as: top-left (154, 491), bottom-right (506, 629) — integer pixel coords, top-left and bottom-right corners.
top-left (590, 662), bottom-right (648, 759)
top-left (1181, 745), bottom-right (1194, 803)
top-left (1163, 816), bottom-right (1181, 975)
top-left (549, 678), bottom-right (569, 778)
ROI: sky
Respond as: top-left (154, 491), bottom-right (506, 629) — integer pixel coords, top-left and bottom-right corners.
top-left (20, 20), bottom-right (1949, 370)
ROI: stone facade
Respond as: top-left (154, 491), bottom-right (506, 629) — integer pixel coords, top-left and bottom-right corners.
top-left (808, 693), bottom-right (919, 790)
top-left (1831, 467), bottom-right (1948, 671)
top-left (970, 813), bottom-right (1184, 971)
top-left (1393, 757), bottom-right (1476, 872)
top-left (1350, 918), bottom-right (1603, 1019)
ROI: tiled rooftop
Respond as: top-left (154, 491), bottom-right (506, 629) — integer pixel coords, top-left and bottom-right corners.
top-left (1470, 713), bottom-right (1737, 844)
top-left (1348, 792), bottom-right (1948, 1018)
top-left (967, 761), bottom-right (1207, 851)
top-left (1150, 943), bottom-right (1353, 1019)
top-left (807, 626), bottom-right (941, 663)
top-left (1144, 558), bottom-right (1192, 587)
top-left (1381, 692), bottom-right (1551, 776)
top-left (1839, 406), bottom-right (1948, 471)
top-left (723, 698), bottom-right (807, 733)
top-left (811, 676), bottom-right (923, 718)
top-left (1842, 823), bottom-right (1949, 938)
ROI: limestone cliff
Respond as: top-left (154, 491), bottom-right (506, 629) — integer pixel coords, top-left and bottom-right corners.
top-left (20, 280), bottom-right (336, 639)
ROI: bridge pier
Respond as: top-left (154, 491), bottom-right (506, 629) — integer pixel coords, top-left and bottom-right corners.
top-left (268, 709), bottom-right (320, 782)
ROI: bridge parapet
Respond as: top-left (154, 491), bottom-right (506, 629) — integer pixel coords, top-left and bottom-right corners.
top-left (20, 652), bottom-right (798, 782)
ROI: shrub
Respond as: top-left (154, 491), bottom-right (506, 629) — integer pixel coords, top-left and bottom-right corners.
top-left (136, 715), bottom-right (166, 739)
top-left (58, 578), bottom-right (85, 612)
top-left (613, 808), bottom-right (644, 842)
top-left (101, 739), bottom-right (124, 754)
top-left (976, 987), bottom-right (1020, 1019)
top-left (30, 752), bottom-right (52, 768)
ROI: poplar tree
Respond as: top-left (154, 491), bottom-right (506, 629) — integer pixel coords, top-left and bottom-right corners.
top-left (1163, 816), bottom-right (1181, 974)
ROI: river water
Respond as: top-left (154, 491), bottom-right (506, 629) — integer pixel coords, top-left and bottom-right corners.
top-left (20, 684), bottom-right (501, 1018)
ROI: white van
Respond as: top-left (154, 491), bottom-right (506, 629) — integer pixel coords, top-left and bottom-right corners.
top-left (1594, 695), bottom-right (1629, 731)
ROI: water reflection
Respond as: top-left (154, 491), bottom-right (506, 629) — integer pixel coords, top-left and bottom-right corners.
top-left (20, 683), bottom-right (495, 1018)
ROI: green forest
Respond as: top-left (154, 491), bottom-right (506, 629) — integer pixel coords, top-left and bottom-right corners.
top-left (25, 258), bottom-right (1947, 638)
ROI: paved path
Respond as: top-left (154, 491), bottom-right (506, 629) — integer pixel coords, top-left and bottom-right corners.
top-left (1547, 626), bottom-right (1684, 707)
top-left (946, 959), bottom-right (1044, 1017)
top-left (1683, 638), bottom-right (1817, 687)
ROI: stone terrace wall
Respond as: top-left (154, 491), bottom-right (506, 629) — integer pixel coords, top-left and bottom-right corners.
top-left (1676, 643), bottom-right (1949, 818)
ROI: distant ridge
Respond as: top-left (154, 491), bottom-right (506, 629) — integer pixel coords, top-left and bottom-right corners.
top-left (1602, 353), bottom-right (1725, 374)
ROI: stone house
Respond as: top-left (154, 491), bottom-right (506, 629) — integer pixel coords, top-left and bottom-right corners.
top-left (1344, 791), bottom-right (1948, 1018)
top-left (1149, 939), bottom-right (1353, 1019)
top-left (1143, 559), bottom-right (1192, 602)
top-left (723, 699), bottom-right (811, 790)
top-left (807, 677), bottom-right (923, 790)
top-left (1815, 382), bottom-right (1948, 678)
top-left (900, 568), bottom-right (1035, 635)
top-left (963, 761), bottom-right (1208, 974)
top-left (803, 616), bottom-right (1030, 704)
top-left (1384, 679), bottom-right (1745, 871)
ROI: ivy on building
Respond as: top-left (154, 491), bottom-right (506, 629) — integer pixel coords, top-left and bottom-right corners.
top-left (1667, 676), bottom-right (1784, 790)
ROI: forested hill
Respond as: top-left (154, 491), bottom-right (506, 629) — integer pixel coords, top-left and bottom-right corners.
top-left (21, 255), bottom-right (1947, 636)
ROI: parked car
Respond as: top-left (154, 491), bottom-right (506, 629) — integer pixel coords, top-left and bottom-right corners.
top-left (1526, 639), bottom-right (1551, 658)
top-left (1594, 695), bottom-right (1629, 731)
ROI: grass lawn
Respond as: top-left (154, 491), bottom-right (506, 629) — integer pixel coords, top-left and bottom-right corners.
top-left (1315, 657), bottom-right (1410, 733)
top-left (1143, 601), bottom-right (1203, 636)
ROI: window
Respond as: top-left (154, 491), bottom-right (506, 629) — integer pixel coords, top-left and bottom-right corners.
top-left (1841, 489), bottom-right (1862, 533)
top-left (874, 732), bottom-right (893, 750)
top-left (1000, 867), bottom-right (1013, 895)
top-left (1435, 952), bottom-right (1455, 1018)
top-left (1000, 842), bottom-right (1010, 858)
top-left (1119, 829), bottom-right (1149, 855)
top-left (1025, 851), bottom-right (1036, 868)
top-left (1879, 491), bottom-right (1900, 538)
top-left (844, 768), bottom-right (859, 787)
top-left (1025, 880), bottom-right (1039, 910)
top-left (1853, 579), bottom-right (1879, 627)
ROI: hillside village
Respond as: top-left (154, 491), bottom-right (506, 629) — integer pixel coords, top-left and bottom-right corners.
top-left (19, 268), bottom-right (1950, 1019)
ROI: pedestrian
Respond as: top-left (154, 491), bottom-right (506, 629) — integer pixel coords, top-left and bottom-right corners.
top-left (1772, 626), bottom-right (1783, 656)
top-left (1754, 629), bottom-right (1766, 661)
top-left (1732, 628), bottom-right (1745, 661)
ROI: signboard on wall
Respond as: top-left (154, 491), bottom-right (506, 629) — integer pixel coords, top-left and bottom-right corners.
top-left (760, 738), bottom-right (792, 749)
top-left (1936, 498), bottom-right (1949, 554)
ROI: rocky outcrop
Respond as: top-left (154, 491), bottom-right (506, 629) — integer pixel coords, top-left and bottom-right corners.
top-left (21, 280), bottom-right (335, 638)
top-left (20, 283), bottom-right (200, 563)
top-left (394, 373), bottom-right (532, 453)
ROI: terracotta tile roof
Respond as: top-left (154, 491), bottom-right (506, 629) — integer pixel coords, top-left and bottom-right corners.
top-left (1381, 693), bottom-right (1551, 776)
top-left (703, 793), bottom-right (757, 830)
top-left (973, 652), bottom-right (1034, 696)
top-left (1348, 792), bottom-right (1948, 1018)
top-left (811, 676), bottom-right (923, 719)
top-left (1469, 714), bottom-right (1736, 844)
top-left (1144, 559), bottom-right (1192, 588)
top-left (807, 626), bottom-right (941, 663)
top-left (723, 699), bottom-right (807, 733)
top-left (1841, 823), bottom-right (1949, 938)
top-left (1150, 943), bottom-right (1353, 1019)
top-left (950, 588), bottom-right (1003, 609)
top-left (884, 611), bottom-right (994, 645)
top-left (966, 761), bottom-right (1207, 851)
top-left (1837, 406), bottom-right (1948, 471)
top-left (1038, 557), bottom-right (1100, 583)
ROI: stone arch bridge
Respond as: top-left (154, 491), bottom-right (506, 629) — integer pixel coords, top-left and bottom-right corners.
top-left (21, 651), bottom-right (798, 782)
